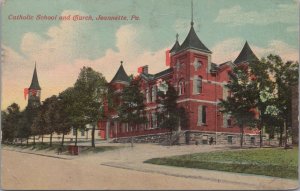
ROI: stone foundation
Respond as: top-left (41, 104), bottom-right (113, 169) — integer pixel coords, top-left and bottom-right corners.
top-left (112, 130), bottom-right (272, 146)
top-left (111, 132), bottom-right (172, 144)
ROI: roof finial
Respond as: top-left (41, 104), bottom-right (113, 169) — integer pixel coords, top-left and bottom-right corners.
top-left (191, 0), bottom-right (194, 26)
top-left (120, 60), bottom-right (123, 65)
top-left (176, 33), bottom-right (179, 41)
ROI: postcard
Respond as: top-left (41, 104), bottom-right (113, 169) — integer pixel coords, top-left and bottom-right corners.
top-left (1, 0), bottom-right (299, 190)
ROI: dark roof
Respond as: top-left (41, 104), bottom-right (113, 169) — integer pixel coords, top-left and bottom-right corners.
top-left (177, 25), bottom-right (212, 53)
top-left (210, 63), bottom-right (219, 72)
top-left (170, 40), bottom-right (180, 53)
top-left (234, 41), bottom-right (258, 64)
top-left (29, 64), bottom-right (41, 90)
top-left (154, 68), bottom-right (173, 78)
top-left (110, 63), bottom-right (130, 83)
top-left (141, 68), bottom-right (173, 81)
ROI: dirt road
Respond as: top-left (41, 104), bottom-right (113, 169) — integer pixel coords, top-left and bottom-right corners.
top-left (1, 144), bottom-right (298, 190)
top-left (0, 149), bottom-right (248, 190)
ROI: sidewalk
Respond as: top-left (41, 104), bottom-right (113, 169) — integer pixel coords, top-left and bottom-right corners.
top-left (101, 161), bottom-right (298, 190)
top-left (3, 143), bottom-right (299, 190)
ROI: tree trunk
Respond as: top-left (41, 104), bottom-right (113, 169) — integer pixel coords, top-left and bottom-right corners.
top-left (169, 129), bottom-right (173, 146)
top-left (91, 124), bottom-right (96, 148)
top-left (240, 125), bottom-right (244, 148)
top-left (61, 133), bottom-right (65, 147)
top-left (49, 133), bottom-right (53, 147)
top-left (42, 134), bottom-right (44, 143)
top-left (26, 138), bottom-right (29, 146)
top-left (284, 121), bottom-right (288, 147)
top-left (259, 126), bottom-right (263, 148)
top-left (75, 127), bottom-right (78, 146)
top-left (21, 138), bottom-right (23, 145)
top-left (279, 126), bottom-right (283, 147)
top-left (33, 136), bottom-right (36, 145)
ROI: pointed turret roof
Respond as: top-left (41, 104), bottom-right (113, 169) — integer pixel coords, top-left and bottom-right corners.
top-left (170, 34), bottom-right (181, 53)
top-left (177, 24), bottom-right (211, 54)
top-left (29, 63), bottom-right (41, 90)
top-left (234, 41), bottom-right (258, 64)
top-left (110, 61), bottom-right (130, 83)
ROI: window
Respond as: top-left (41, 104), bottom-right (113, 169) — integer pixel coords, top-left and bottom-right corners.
top-left (197, 105), bottom-right (207, 126)
top-left (223, 114), bottom-right (232, 128)
top-left (193, 59), bottom-right (202, 70)
top-left (151, 86), bottom-right (156, 102)
top-left (152, 113), bottom-right (157, 128)
top-left (223, 86), bottom-right (228, 100)
top-left (202, 106), bottom-right (207, 124)
top-left (194, 76), bottom-right (202, 94)
top-left (250, 137), bottom-right (255, 145)
top-left (178, 80), bottom-right (185, 95)
top-left (228, 136), bottom-right (233, 144)
top-left (146, 88), bottom-right (150, 103)
top-left (227, 118), bottom-right (232, 126)
top-left (81, 129), bottom-right (85, 136)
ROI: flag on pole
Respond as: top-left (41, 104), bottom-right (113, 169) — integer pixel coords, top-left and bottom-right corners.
top-left (24, 88), bottom-right (29, 100)
top-left (137, 66), bottom-right (143, 74)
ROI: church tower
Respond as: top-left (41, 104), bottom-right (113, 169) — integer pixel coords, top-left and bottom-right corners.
top-left (27, 64), bottom-right (41, 108)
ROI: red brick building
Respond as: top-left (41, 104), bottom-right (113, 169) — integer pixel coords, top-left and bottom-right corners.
top-left (99, 20), bottom-right (261, 145)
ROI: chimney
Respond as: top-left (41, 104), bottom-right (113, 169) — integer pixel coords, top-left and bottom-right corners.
top-left (143, 65), bottom-right (148, 74)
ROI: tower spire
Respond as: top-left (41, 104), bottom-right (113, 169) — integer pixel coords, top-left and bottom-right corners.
top-left (191, 0), bottom-right (194, 26)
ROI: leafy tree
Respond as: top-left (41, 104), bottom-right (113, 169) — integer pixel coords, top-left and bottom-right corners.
top-left (73, 67), bottom-right (107, 147)
top-left (32, 105), bottom-right (47, 143)
top-left (156, 82), bottom-right (186, 145)
top-left (266, 54), bottom-right (299, 146)
top-left (117, 76), bottom-right (146, 140)
top-left (1, 103), bottom-right (21, 143)
top-left (43, 96), bottom-right (59, 147)
top-left (219, 65), bottom-right (257, 147)
top-left (59, 87), bottom-right (86, 146)
top-left (53, 97), bottom-right (72, 146)
top-left (249, 58), bottom-right (275, 147)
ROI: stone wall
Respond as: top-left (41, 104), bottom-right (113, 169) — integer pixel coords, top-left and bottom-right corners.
top-left (112, 130), bottom-right (268, 146)
top-left (111, 132), bottom-right (171, 144)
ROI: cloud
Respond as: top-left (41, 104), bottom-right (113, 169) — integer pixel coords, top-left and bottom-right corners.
top-left (215, 3), bottom-right (298, 26)
top-left (2, 18), bottom-right (169, 110)
top-left (212, 38), bottom-right (298, 64)
top-left (211, 38), bottom-right (244, 63)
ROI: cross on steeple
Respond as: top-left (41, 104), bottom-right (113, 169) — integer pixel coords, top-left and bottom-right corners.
top-left (176, 33), bottom-right (179, 41)
top-left (191, 0), bottom-right (194, 26)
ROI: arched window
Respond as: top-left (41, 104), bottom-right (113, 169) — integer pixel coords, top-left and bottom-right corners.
top-left (194, 76), bottom-right (202, 94)
top-left (151, 86), bottom-right (156, 102)
top-left (178, 80), bottom-right (185, 95)
top-left (197, 105), bottom-right (207, 126)
top-left (146, 88), bottom-right (150, 103)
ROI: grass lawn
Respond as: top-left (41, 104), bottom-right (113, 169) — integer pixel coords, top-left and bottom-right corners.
top-left (144, 147), bottom-right (298, 179)
top-left (3, 143), bottom-right (121, 154)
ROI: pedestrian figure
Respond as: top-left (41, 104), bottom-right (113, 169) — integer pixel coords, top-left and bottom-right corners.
top-left (209, 137), bottom-right (213, 145)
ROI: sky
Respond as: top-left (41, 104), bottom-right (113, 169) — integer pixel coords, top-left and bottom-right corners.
top-left (1, 0), bottom-right (299, 110)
